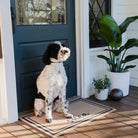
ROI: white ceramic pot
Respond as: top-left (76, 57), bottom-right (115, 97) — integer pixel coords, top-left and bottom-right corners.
top-left (95, 89), bottom-right (109, 101)
top-left (107, 70), bottom-right (130, 96)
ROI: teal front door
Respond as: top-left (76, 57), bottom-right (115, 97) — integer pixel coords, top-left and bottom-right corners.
top-left (10, 0), bottom-right (77, 112)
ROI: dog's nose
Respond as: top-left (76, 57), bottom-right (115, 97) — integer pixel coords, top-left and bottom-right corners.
top-left (61, 50), bottom-right (68, 54)
top-left (64, 50), bottom-right (68, 54)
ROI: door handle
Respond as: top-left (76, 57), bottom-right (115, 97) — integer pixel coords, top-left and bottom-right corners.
top-left (10, 7), bottom-right (16, 34)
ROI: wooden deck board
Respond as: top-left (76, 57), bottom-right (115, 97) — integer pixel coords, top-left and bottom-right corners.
top-left (0, 127), bottom-right (16, 138)
top-left (0, 86), bottom-right (138, 138)
top-left (2, 122), bottom-right (41, 138)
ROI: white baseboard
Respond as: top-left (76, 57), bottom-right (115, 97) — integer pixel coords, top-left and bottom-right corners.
top-left (0, 119), bottom-right (7, 126)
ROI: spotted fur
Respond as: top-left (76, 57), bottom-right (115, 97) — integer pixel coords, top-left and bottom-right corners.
top-left (34, 41), bottom-right (73, 123)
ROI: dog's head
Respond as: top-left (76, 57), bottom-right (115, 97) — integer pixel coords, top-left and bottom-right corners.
top-left (42, 41), bottom-right (70, 65)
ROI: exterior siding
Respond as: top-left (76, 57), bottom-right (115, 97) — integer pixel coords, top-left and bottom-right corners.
top-left (89, 48), bottom-right (108, 95)
top-left (112, 0), bottom-right (138, 86)
top-left (0, 30), bottom-right (2, 58)
top-left (0, 61), bottom-right (2, 124)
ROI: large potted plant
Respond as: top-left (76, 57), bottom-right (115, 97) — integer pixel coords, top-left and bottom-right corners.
top-left (97, 15), bottom-right (138, 96)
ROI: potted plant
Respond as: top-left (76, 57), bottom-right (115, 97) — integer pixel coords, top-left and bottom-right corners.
top-left (97, 14), bottom-right (138, 96)
top-left (93, 75), bottom-right (111, 100)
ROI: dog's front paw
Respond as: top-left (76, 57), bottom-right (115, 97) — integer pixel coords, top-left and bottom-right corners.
top-left (55, 107), bottom-right (62, 113)
top-left (34, 110), bottom-right (43, 117)
top-left (46, 118), bottom-right (53, 123)
top-left (65, 113), bottom-right (73, 119)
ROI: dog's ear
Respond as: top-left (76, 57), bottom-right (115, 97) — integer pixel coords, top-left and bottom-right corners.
top-left (62, 43), bottom-right (66, 47)
top-left (42, 44), bottom-right (52, 65)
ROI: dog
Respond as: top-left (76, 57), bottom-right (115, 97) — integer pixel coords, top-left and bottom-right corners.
top-left (34, 41), bottom-right (73, 123)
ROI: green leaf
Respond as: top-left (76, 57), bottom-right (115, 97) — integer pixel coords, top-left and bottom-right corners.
top-left (124, 38), bottom-right (138, 49)
top-left (118, 46), bottom-right (126, 53)
top-left (107, 60), bottom-right (115, 66)
top-left (97, 55), bottom-right (110, 62)
top-left (104, 48), bottom-right (108, 51)
top-left (118, 39), bottom-right (138, 53)
top-left (98, 14), bottom-right (122, 48)
top-left (122, 55), bottom-right (138, 63)
top-left (124, 65), bottom-right (136, 71)
top-left (104, 49), bottom-right (120, 56)
top-left (119, 16), bottom-right (138, 34)
top-left (97, 55), bottom-right (115, 66)
top-left (93, 76), bottom-right (110, 92)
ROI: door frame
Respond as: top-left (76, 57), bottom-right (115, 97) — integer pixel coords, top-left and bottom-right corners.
top-left (0, 0), bottom-right (90, 124)
top-left (0, 0), bottom-right (18, 124)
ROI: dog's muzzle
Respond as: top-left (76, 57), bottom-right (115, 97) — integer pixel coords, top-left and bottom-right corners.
top-left (61, 50), bottom-right (69, 54)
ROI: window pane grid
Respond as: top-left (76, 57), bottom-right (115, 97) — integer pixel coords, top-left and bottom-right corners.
top-left (89, 0), bottom-right (111, 48)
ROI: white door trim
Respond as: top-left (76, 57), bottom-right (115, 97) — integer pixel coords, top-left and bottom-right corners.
top-left (75, 0), bottom-right (90, 98)
top-left (0, 0), bottom-right (18, 124)
top-left (0, 0), bottom-right (90, 125)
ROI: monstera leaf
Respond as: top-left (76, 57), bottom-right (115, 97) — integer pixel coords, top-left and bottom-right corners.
top-left (98, 14), bottom-right (122, 48)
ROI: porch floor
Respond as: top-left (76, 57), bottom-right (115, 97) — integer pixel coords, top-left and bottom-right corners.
top-left (0, 86), bottom-right (138, 138)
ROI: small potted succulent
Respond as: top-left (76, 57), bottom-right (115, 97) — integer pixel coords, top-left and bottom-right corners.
top-left (93, 75), bottom-right (111, 100)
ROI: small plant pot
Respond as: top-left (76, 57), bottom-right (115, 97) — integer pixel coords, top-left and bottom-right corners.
top-left (95, 89), bottom-right (109, 101)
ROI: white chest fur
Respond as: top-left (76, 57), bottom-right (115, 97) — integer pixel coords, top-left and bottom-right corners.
top-left (36, 63), bottom-right (67, 97)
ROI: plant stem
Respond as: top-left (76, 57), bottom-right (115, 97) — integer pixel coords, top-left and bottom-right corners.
top-left (112, 47), bottom-right (116, 71)
top-left (108, 46), bottom-right (113, 71)
top-left (120, 49), bottom-right (127, 71)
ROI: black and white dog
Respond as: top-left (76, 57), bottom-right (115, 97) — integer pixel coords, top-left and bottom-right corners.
top-left (34, 41), bottom-right (73, 123)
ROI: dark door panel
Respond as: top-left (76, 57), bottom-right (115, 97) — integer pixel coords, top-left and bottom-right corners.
top-left (10, 0), bottom-right (77, 112)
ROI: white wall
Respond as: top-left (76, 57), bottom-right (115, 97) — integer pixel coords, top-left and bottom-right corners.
top-left (89, 48), bottom-right (108, 95)
top-left (0, 60), bottom-right (3, 125)
top-left (125, 1), bottom-right (138, 86)
top-left (112, 0), bottom-right (138, 86)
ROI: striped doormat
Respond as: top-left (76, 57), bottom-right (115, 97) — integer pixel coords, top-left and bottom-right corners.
top-left (21, 98), bottom-right (115, 137)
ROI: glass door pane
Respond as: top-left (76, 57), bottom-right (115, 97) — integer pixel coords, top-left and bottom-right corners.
top-left (15, 0), bottom-right (66, 25)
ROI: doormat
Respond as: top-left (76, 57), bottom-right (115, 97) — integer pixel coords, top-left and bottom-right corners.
top-left (21, 98), bottom-right (115, 137)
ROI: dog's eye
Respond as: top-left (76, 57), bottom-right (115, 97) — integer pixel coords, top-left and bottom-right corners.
top-left (61, 50), bottom-right (64, 54)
